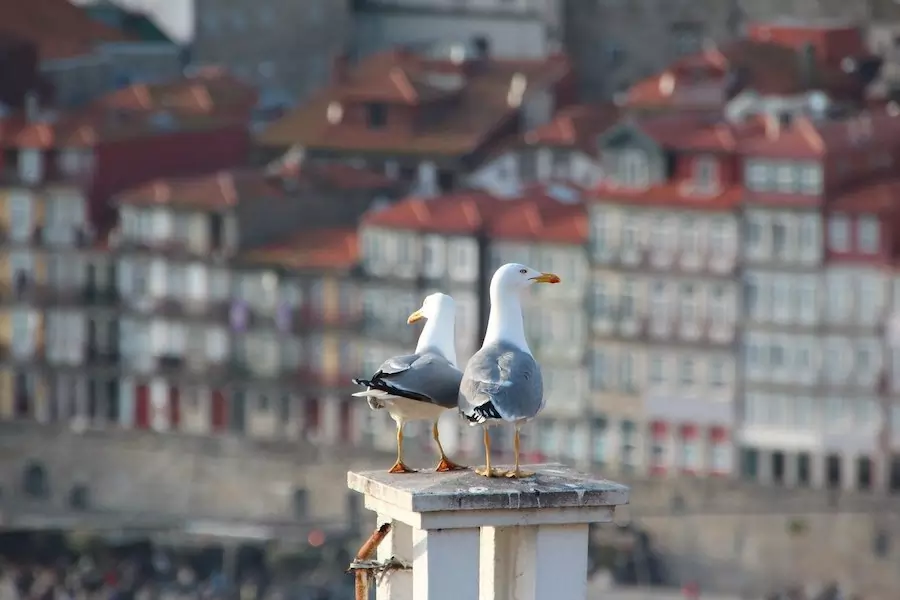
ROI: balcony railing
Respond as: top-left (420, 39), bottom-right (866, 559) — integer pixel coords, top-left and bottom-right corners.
top-left (0, 282), bottom-right (119, 306)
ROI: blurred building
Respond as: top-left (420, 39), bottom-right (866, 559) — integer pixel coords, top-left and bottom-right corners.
top-left (256, 40), bottom-right (574, 195)
top-left (588, 114), bottom-right (741, 478)
top-left (351, 0), bottom-right (564, 60)
top-left (356, 186), bottom-right (589, 460)
top-left (0, 84), bottom-right (250, 422)
top-left (190, 0), bottom-right (349, 106)
top-left (0, 0), bottom-right (183, 107)
top-left (109, 163), bottom-right (401, 441)
top-left (468, 103), bottom-right (617, 197)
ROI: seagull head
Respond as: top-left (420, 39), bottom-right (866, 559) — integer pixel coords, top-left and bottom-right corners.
top-left (491, 263), bottom-right (561, 295)
top-left (407, 292), bottom-right (455, 324)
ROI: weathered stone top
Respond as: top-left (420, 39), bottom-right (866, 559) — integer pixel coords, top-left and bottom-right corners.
top-left (348, 463), bottom-right (630, 513)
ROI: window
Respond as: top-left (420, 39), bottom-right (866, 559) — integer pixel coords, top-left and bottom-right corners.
top-left (709, 283), bottom-right (728, 324)
top-left (799, 163), bottom-right (823, 195)
top-left (618, 150), bottom-right (649, 188)
top-left (422, 235), bottom-right (445, 278)
top-left (648, 354), bottom-right (665, 384)
top-left (679, 283), bottom-right (697, 323)
top-left (798, 217), bottom-right (818, 257)
top-left (590, 210), bottom-right (613, 257)
top-left (744, 217), bottom-right (763, 253)
top-left (590, 418), bottom-right (607, 464)
top-left (592, 282), bottom-right (611, 319)
top-left (621, 215), bottom-right (640, 252)
top-left (590, 350), bottom-right (607, 390)
top-left (680, 217), bottom-right (700, 254)
top-left (679, 357), bottom-right (695, 387)
top-left (772, 221), bottom-right (787, 258)
top-left (828, 214), bottom-right (850, 252)
top-left (857, 216), bottom-right (880, 254)
top-left (774, 163), bottom-right (796, 193)
top-left (708, 218), bottom-right (728, 256)
top-left (710, 442), bottom-right (729, 473)
top-left (620, 279), bottom-right (636, 320)
top-left (678, 434), bottom-right (700, 470)
top-left (692, 156), bottom-right (718, 190)
top-left (9, 192), bottom-right (32, 243)
top-left (709, 357), bottom-right (726, 387)
top-left (618, 352), bottom-right (636, 393)
top-left (366, 103), bottom-right (387, 129)
top-left (744, 160), bottom-right (769, 191)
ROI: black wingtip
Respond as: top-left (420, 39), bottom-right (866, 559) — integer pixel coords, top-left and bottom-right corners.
top-left (352, 378), bottom-right (371, 387)
top-left (463, 401), bottom-right (502, 424)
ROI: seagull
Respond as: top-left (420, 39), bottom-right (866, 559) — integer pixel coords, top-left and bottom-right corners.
top-left (352, 292), bottom-right (466, 474)
top-left (458, 263), bottom-right (560, 478)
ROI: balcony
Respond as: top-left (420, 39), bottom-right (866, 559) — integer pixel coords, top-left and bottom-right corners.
top-left (0, 281), bottom-right (118, 307)
top-left (231, 303), bottom-right (364, 335)
top-left (85, 345), bottom-right (120, 366)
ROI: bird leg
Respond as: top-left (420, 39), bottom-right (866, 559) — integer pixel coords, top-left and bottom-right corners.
top-left (432, 422), bottom-right (466, 472)
top-left (475, 428), bottom-right (505, 477)
top-left (505, 427), bottom-right (534, 479)
top-left (388, 422), bottom-right (417, 474)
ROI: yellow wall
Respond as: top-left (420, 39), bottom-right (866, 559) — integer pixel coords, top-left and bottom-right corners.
top-left (322, 332), bottom-right (338, 380)
top-left (321, 276), bottom-right (338, 322)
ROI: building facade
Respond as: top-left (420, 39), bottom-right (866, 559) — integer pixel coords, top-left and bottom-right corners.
top-left (589, 115), bottom-right (742, 478)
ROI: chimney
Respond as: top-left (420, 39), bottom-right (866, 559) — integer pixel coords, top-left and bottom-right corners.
top-left (331, 52), bottom-right (350, 85)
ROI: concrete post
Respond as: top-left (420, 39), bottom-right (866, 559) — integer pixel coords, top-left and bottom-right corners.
top-left (348, 463), bottom-right (630, 600)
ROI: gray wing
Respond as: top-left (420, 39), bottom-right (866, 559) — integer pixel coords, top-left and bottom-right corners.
top-left (368, 352), bottom-right (463, 409)
top-left (458, 342), bottom-right (544, 424)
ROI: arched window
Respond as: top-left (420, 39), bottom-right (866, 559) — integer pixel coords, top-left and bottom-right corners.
top-left (22, 462), bottom-right (49, 499)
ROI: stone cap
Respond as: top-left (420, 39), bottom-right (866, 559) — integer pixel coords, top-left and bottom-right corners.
top-left (347, 463), bottom-right (630, 514)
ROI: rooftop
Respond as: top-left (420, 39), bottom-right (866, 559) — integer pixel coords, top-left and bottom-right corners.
top-left (522, 103), bottom-right (618, 155)
top-left (0, 0), bottom-right (132, 61)
top-left (115, 162), bottom-right (396, 210)
top-left (238, 228), bottom-right (359, 272)
top-left (95, 69), bottom-right (258, 120)
top-left (363, 187), bottom-right (585, 243)
top-left (256, 47), bottom-right (571, 155)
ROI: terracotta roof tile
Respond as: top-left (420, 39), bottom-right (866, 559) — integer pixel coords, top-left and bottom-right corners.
top-left (739, 111), bottom-right (900, 158)
top-left (239, 228), bottom-right (359, 271)
top-left (523, 103), bottom-right (618, 155)
top-left (114, 169), bottom-right (280, 210)
top-left (592, 182), bottom-right (743, 211)
top-left (96, 69), bottom-right (257, 120)
top-left (257, 49), bottom-right (571, 155)
top-left (488, 194), bottom-right (586, 244)
top-left (623, 38), bottom-right (864, 110)
top-left (0, 0), bottom-right (132, 61)
top-left (363, 187), bottom-right (584, 244)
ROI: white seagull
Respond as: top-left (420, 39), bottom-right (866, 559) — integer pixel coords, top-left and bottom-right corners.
top-left (352, 292), bottom-right (466, 473)
top-left (458, 263), bottom-right (560, 478)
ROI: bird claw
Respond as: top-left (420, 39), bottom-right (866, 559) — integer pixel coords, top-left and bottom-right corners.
top-left (504, 469), bottom-right (535, 479)
top-left (434, 457), bottom-right (467, 472)
top-left (388, 461), bottom-right (417, 474)
top-left (475, 467), bottom-right (507, 478)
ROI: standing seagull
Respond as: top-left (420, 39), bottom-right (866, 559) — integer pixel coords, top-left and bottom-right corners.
top-left (352, 292), bottom-right (466, 474)
top-left (459, 263), bottom-right (560, 478)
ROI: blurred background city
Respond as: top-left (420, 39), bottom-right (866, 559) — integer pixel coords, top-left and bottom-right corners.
top-left (2, 0), bottom-right (900, 599)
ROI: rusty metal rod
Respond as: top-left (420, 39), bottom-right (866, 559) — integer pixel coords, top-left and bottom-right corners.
top-left (351, 522), bottom-right (392, 600)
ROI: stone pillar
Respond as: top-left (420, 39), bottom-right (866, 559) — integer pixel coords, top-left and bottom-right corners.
top-left (348, 462), bottom-right (630, 600)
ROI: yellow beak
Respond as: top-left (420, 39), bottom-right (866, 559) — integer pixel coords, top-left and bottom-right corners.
top-left (530, 272), bottom-right (561, 284)
top-left (407, 309), bottom-right (425, 324)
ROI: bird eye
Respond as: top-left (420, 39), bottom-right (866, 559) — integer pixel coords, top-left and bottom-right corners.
top-left (519, 268), bottom-right (527, 274)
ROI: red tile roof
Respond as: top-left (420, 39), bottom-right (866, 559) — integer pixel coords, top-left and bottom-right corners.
top-left (592, 182), bottom-right (744, 211)
top-left (523, 103), bottom-right (618, 155)
top-left (488, 195), bottom-right (586, 244)
top-left (363, 188), bottom-right (585, 244)
top-left (239, 228), bottom-right (359, 271)
top-left (0, 108), bottom-right (238, 148)
top-left (622, 38), bottom-right (865, 110)
top-left (114, 169), bottom-right (278, 210)
top-left (739, 111), bottom-right (900, 158)
top-left (114, 163), bottom-right (396, 210)
top-left (95, 69), bottom-right (258, 120)
top-left (257, 48), bottom-right (571, 155)
top-left (0, 0), bottom-right (132, 61)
